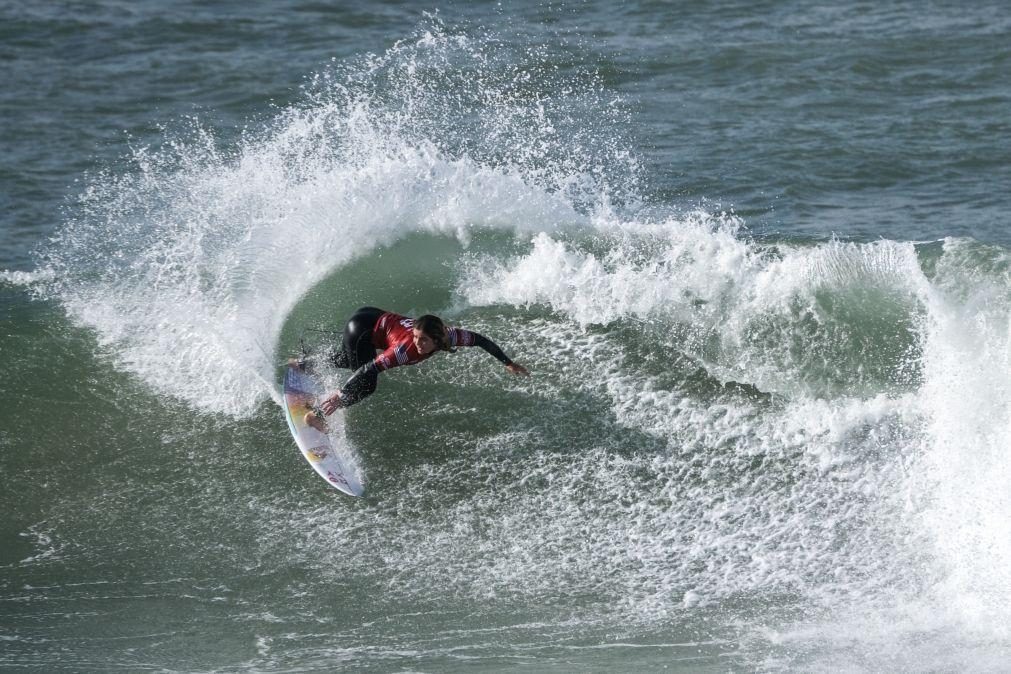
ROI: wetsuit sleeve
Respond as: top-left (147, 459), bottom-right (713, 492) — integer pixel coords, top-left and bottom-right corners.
top-left (337, 344), bottom-right (398, 389)
top-left (450, 328), bottom-right (513, 366)
top-left (333, 360), bottom-right (381, 409)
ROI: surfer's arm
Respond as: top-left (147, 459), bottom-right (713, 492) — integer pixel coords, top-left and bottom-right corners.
top-left (319, 341), bottom-right (408, 414)
top-left (454, 329), bottom-right (530, 376)
top-left (320, 360), bottom-right (382, 414)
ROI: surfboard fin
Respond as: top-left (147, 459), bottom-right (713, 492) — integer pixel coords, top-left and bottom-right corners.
top-left (288, 337), bottom-right (313, 372)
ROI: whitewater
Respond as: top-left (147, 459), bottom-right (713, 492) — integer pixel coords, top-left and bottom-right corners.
top-left (4, 6), bottom-right (1011, 671)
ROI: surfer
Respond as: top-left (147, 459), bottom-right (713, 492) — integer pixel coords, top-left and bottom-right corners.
top-left (300, 307), bottom-right (528, 430)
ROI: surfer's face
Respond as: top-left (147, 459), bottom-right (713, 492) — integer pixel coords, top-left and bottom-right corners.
top-left (413, 327), bottom-right (438, 355)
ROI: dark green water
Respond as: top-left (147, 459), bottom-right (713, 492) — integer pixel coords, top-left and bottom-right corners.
top-left (3, 2), bottom-right (1011, 671)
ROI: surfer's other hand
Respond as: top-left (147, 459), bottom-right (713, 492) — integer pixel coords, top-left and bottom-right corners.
top-left (506, 363), bottom-right (529, 376)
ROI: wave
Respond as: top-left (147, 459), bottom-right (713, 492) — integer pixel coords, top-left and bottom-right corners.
top-left (30, 16), bottom-right (1011, 663)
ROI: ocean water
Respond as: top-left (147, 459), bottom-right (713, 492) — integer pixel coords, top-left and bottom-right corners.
top-left (2, 1), bottom-right (1011, 671)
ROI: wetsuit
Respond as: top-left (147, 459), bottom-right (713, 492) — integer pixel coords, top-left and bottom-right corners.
top-left (328, 307), bottom-right (514, 407)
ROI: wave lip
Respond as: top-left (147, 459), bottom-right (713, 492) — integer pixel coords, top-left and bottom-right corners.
top-left (463, 216), bottom-right (931, 399)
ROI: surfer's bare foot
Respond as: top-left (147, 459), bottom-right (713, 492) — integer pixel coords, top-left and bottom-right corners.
top-left (304, 411), bottom-right (327, 432)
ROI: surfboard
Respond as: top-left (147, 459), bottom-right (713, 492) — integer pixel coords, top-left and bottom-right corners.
top-left (282, 363), bottom-right (364, 496)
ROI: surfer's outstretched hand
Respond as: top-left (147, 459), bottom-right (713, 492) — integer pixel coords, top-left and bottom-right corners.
top-left (506, 363), bottom-right (530, 376)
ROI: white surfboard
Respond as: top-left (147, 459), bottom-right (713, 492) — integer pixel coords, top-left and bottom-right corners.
top-left (282, 363), bottom-right (364, 496)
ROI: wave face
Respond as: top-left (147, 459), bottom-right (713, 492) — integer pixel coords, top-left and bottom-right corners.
top-left (20, 16), bottom-right (1011, 673)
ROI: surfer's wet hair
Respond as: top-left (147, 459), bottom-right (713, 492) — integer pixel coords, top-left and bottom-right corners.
top-left (415, 314), bottom-right (455, 353)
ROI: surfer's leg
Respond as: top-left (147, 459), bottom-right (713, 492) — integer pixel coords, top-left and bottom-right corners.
top-left (327, 307), bottom-right (381, 369)
top-left (304, 409), bottom-right (328, 432)
top-left (341, 306), bottom-right (384, 369)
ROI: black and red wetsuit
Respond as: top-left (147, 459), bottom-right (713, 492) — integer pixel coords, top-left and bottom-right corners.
top-left (328, 307), bottom-right (514, 407)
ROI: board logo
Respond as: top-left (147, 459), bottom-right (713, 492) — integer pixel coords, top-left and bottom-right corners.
top-left (327, 471), bottom-right (350, 488)
top-left (308, 447), bottom-right (328, 462)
